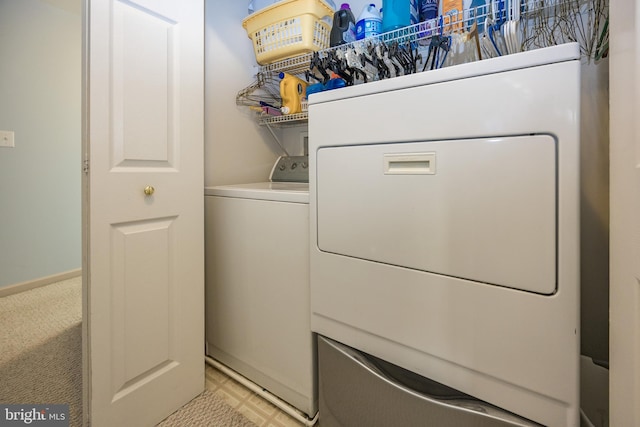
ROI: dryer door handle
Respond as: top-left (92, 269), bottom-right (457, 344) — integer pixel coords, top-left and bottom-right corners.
top-left (383, 152), bottom-right (436, 175)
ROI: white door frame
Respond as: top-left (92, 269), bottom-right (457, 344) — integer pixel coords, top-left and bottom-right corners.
top-left (609, 1), bottom-right (640, 425)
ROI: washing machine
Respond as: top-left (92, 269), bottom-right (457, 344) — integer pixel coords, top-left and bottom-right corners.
top-left (204, 156), bottom-right (316, 417)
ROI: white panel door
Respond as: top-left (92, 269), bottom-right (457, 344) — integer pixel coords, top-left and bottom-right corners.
top-left (83, 0), bottom-right (204, 425)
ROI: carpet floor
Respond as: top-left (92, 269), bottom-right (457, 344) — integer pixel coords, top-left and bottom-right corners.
top-left (158, 389), bottom-right (257, 427)
top-left (0, 277), bottom-right (257, 427)
top-left (0, 277), bottom-right (83, 426)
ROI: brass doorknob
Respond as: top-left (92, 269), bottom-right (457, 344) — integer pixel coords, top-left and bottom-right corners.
top-left (144, 185), bottom-right (155, 196)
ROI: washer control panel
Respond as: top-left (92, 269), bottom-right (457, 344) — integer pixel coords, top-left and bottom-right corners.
top-left (270, 155), bottom-right (309, 183)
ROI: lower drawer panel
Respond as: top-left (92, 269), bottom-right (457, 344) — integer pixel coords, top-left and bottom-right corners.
top-left (318, 335), bottom-right (541, 427)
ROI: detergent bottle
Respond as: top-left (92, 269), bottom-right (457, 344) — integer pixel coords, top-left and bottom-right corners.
top-left (279, 72), bottom-right (308, 115)
top-left (382, 0), bottom-right (411, 32)
top-left (418, 0), bottom-right (439, 22)
top-left (416, 0), bottom-right (438, 38)
top-left (330, 3), bottom-right (357, 46)
top-left (355, 4), bottom-right (382, 40)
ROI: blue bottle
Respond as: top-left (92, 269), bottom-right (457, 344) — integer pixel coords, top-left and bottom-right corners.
top-left (419, 0), bottom-right (438, 23)
top-left (382, 0), bottom-right (411, 32)
top-left (417, 0), bottom-right (438, 37)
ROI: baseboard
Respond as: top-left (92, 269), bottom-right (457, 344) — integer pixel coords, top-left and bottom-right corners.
top-left (0, 269), bottom-right (82, 298)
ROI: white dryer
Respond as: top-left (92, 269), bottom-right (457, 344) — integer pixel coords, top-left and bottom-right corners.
top-left (309, 43), bottom-right (581, 426)
top-left (204, 179), bottom-right (316, 417)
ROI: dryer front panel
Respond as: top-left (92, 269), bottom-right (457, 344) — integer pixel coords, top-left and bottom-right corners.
top-left (316, 135), bottom-right (556, 294)
top-left (308, 45), bottom-right (581, 427)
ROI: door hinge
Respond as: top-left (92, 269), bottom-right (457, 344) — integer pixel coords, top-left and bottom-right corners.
top-left (83, 159), bottom-right (89, 174)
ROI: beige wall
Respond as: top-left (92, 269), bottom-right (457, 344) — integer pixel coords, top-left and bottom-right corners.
top-left (580, 60), bottom-right (610, 364)
top-left (204, 2), bottom-right (283, 186)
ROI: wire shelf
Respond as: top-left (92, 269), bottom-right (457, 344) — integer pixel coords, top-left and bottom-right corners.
top-left (259, 53), bottom-right (316, 76)
top-left (259, 111), bottom-right (308, 126)
top-left (237, 0), bottom-right (608, 126)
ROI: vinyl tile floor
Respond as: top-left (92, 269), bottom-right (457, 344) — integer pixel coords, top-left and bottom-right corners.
top-left (205, 364), bottom-right (311, 427)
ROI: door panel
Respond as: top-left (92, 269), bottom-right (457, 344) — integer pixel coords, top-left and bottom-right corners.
top-left (113, 0), bottom-right (175, 165)
top-left (83, 0), bottom-right (204, 425)
top-left (111, 217), bottom-right (175, 393)
top-left (316, 135), bottom-right (557, 294)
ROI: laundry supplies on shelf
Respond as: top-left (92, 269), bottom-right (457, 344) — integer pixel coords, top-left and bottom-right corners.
top-left (382, 0), bottom-right (419, 32)
top-left (330, 3), bottom-right (357, 46)
top-left (279, 72), bottom-right (308, 114)
top-left (356, 4), bottom-right (383, 40)
top-left (237, 0), bottom-right (609, 127)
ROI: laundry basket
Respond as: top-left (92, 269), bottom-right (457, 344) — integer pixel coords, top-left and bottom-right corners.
top-left (242, 0), bottom-right (334, 65)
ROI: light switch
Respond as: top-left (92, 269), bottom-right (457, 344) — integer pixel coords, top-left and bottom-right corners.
top-left (0, 130), bottom-right (15, 148)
